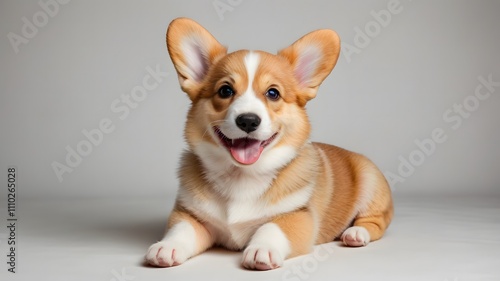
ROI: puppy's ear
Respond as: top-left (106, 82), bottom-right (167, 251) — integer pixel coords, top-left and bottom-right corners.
top-left (278, 29), bottom-right (340, 101)
top-left (166, 18), bottom-right (227, 100)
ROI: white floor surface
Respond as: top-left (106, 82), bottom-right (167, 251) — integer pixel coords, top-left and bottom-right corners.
top-left (1, 193), bottom-right (499, 281)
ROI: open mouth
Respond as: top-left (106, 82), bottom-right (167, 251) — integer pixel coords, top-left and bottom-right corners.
top-left (213, 126), bottom-right (278, 165)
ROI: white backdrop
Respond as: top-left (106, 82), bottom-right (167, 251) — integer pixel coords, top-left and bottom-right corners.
top-left (1, 0), bottom-right (500, 199)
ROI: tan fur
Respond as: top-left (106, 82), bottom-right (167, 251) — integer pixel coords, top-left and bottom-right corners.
top-left (167, 206), bottom-right (213, 255)
top-left (262, 144), bottom-right (320, 204)
top-left (272, 208), bottom-right (315, 258)
top-left (312, 143), bottom-right (393, 244)
top-left (147, 18), bottom-right (393, 269)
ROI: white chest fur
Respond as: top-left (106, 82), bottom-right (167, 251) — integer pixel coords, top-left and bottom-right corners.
top-left (177, 171), bottom-right (273, 249)
top-left (178, 187), bottom-right (313, 249)
top-left (177, 144), bottom-right (313, 249)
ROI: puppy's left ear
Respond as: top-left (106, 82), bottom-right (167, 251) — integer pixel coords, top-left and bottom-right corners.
top-left (278, 29), bottom-right (340, 101)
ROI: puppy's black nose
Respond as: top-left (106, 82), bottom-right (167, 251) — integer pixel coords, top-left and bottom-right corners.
top-left (236, 113), bottom-right (261, 133)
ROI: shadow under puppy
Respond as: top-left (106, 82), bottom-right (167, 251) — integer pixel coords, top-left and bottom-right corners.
top-left (146, 18), bottom-right (393, 270)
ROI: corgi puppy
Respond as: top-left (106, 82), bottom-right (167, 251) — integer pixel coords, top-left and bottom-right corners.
top-left (146, 18), bottom-right (393, 270)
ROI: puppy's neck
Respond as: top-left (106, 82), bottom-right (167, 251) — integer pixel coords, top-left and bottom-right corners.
top-left (192, 142), bottom-right (305, 199)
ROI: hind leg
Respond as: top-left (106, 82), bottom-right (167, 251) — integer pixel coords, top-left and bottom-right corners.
top-left (341, 215), bottom-right (388, 247)
top-left (342, 186), bottom-right (394, 247)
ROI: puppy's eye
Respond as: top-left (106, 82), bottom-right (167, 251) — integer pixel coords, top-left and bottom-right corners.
top-left (218, 85), bottom-right (234, 99)
top-left (266, 88), bottom-right (280, 101)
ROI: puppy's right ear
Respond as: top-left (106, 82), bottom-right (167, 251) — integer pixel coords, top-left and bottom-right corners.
top-left (167, 18), bottom-right (227, 100)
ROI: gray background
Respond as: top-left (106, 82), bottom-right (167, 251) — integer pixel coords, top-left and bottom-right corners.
top-left (1, 0), bottom-right (499, 199)
top-left (1, 1), bottom-right (500, 281)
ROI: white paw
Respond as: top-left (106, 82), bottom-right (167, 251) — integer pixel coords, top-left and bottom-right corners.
top-left (145, 241), bottom-right (191, 267)
top-left (242, 245), bottom-right (284, 270)
top-left (341, 226), bottom-right (370, 247)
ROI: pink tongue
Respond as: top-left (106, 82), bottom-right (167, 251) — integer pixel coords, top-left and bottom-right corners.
top-left (229, 138), bottom-right (263, 165)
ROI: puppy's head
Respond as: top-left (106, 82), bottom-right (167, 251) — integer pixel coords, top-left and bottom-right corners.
top-left (167, 18), bottom-right (340, 169)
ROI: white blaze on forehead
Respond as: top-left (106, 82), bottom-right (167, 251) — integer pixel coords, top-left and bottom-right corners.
top-left (221, 51), bottom-right (273, 139)
top-left (244, 51), bottom-right (260, 91)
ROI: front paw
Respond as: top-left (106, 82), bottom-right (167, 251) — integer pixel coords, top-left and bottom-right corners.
top-left (145, 241), bottom-right (191, 267)
top-left (242, 245), bottom-right (284, 270)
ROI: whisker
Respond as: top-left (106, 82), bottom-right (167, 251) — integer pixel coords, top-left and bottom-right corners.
top-left (201, 119), bottom-right (228, 140)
